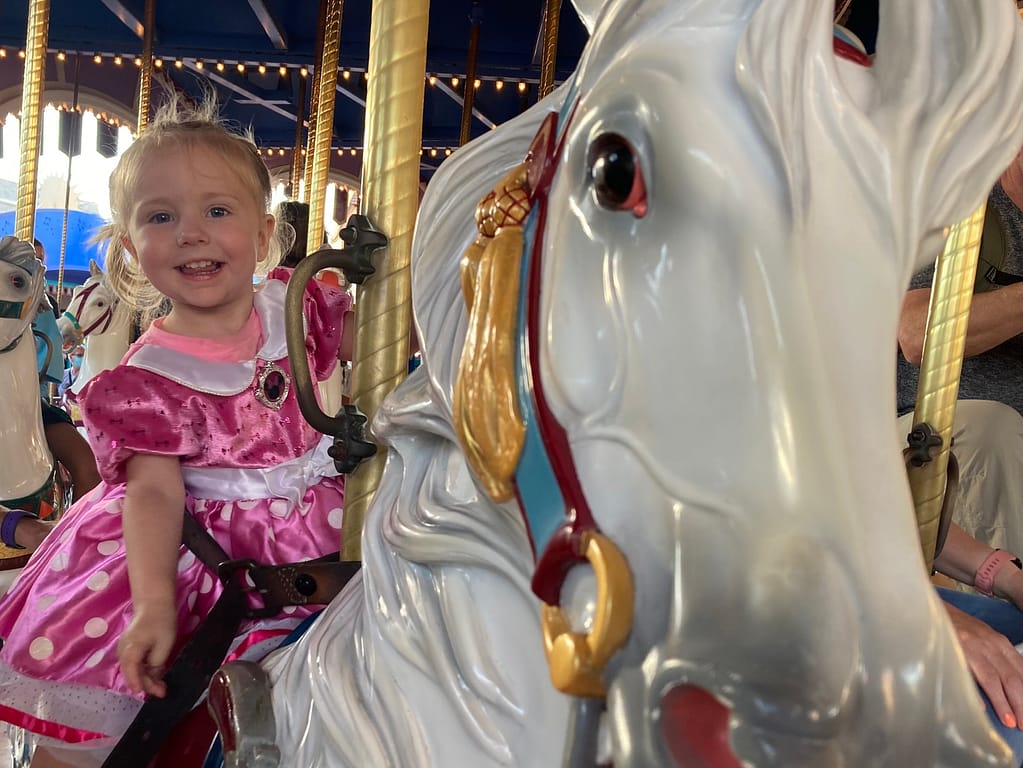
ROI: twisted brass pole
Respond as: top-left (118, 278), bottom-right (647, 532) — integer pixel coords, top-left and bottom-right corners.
top-left (58, 55), bottom-right (83, 302)
top-left (342, 0), bottom-right (430, 560)
top-left (306, 0), bottom-right (343, 256)
top-left (290, 74), bottom-right (307, 199)
top-left (14, 0), bottom-right (51, 242)
top-left (909, 204), bottom-right (985, 570)
top-left (458, 6), bottom-right (481, 147)
top-left (137, 0), bottom-right (156, 132)
top-left (538, 0), bottom-right (562, 100)
top-left (303, 0), bottom-right (329, 204)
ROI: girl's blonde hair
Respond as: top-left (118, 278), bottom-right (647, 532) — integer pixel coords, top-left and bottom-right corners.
top-left (98, 93), bottom-right (283, 322)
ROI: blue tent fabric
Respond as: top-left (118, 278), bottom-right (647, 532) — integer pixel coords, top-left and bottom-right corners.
top-left (0, 209), bottom-right (108, 287)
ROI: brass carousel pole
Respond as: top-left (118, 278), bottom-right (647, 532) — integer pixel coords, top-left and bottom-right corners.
top-left (538, 0), bottom-right (562, 99)
top-left (306, 0), bottom-right (343, 256)
top-left (303, 0), bottom-right (329, 204)
top-left (57, 54), bottom-right (82, 303)
top-left (342, 0), bottom-right (430, 560)
top-left (908, 204), bottom-right (986, 570)
top-left (289, 74), bottom-right (307, 199)
top-left (137, 0), bottom-right (156, 132)
top-left (458, 4), bottom-right (481, 147)
top-left (14, 0), bottom-right (51, 242)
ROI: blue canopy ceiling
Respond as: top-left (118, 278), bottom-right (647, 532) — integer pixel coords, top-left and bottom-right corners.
top-left (0, 1), bottom-right (588, 179)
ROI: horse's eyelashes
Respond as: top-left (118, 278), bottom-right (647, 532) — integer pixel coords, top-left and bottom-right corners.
top-left (587, 133), bottom-right (647, 218)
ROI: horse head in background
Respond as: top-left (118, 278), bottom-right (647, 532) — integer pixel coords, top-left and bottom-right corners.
top-left (0, 237), bottom-right (54, 572)
top-left (230, 1), bottom-right (1023, 766)
top-left (56, 259), bottom-right (132, 395)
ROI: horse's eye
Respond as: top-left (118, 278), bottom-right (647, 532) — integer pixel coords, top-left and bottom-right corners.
top-left (8, 273), bottom-right (26, 290)
top-left (588, 133), bottom-right (648, 218)
top-left (96, 300), bottom-right (106, 308)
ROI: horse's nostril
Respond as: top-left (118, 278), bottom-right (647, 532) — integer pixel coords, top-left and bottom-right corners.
top-left (659, 684), bottom-right (741, 768)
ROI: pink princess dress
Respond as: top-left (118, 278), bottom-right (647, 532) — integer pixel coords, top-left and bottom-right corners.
top-left (0, 269), bottom-right (350, 753)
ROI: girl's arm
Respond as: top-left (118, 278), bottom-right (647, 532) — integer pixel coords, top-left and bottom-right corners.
top-left (118, 453), bottom-right (185, 698)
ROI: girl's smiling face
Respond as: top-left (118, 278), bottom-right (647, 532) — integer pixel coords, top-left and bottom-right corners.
top-left (122, 143), bottom-right (274, 337)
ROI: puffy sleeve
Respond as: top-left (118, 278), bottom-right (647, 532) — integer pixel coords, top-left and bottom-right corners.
top-left (268, 266), bottom-right (352, 380)
top-left (78, 366), bottom-right (206, 485)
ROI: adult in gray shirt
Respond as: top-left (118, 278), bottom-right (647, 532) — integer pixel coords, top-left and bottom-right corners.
top-left (897, 154), bottom-right (1023, 555)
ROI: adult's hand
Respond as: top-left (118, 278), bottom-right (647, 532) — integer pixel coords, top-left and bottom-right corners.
top-left (946, 600), bottom-right (1023, 729)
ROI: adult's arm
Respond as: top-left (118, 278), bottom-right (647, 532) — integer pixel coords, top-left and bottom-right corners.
top-left (898, 282), bottom-right (1023, 364)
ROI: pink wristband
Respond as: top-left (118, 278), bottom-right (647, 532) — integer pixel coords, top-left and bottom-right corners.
top-left (974, 549), bottom-right (1022, 596)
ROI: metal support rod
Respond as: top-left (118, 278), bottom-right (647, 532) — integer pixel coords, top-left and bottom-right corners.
top-left (342, 0), bottom-right (430, 560)
top-left (58, 54), bottom-right (82, 301)
top-left (305, 0), bottom-right (343, 257)
top-left (137, 0), bottom-right (156, 132)
top-left (290, 74), bottom-right (307, 199)
top-left (909, 204), bottom-right (985, 569)
top-left (538, 0), bottom-right (562, 100)
top-left (15, 0), bottom-right (51, 242)
top-left (458, 5), bottom-right (482, 147)
top-left (303, 0), bottom-right (329, 204)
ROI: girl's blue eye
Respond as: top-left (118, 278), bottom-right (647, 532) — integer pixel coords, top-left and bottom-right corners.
top-left (148, 212), bottom-right (171, 224)
top-left (209, 206), bottom-right (229, 218)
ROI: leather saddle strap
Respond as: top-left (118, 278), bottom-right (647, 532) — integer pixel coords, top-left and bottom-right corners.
top-left (181, 513), bottom-right (360, 609)
top-left (101, 578), bottom-right (247, 768)
top-left (102, 513), bottom-right (360, 768)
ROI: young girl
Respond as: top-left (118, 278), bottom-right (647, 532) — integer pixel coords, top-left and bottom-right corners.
top-left (0, 99), bottom-right (352, 767)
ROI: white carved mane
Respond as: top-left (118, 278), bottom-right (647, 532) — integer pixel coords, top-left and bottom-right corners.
top-left (264, 97), bottom-right (571, 766)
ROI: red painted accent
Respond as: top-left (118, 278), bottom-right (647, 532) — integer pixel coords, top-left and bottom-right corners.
top-left (660, 685), bottom-right (742, 768)
top-left (0, 703), bottom-right (107, 744)
top-left (151, 705), bottom-right (219, 768)
top-left (519, 103), bottom-right (606, 605)
top-left (531, 524), bottom-right (589, 604)
top-left (833, 36), bottom-right (871, 67)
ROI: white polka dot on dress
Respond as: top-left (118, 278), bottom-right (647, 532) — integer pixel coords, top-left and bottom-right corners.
top-left (35, 594), bottom-right (57, 611)
top-left (177, 551), bottom-right (197, 573)
top-left (187, 591), bottom-right (197, 611)
top-left (97, 540), bottom-right (119, 556)
top-left (86, 571), bottom-right (110, 591)
top-left (200, 574), bottom-right (214, 594)
top-left (84, 618), bottom-right (108, 638)
top-left (29, 637), bottom-right (54, 660)
top-left (103, 499), bottom-right (123, 515)
top-left (50, 551), bottom-right (70, 572)
top-left (327, 507), bottom-right (343, 529)
top-left (269, 499), bottom-right (288, 518)
top-left (84, 650), bottom-right (105, 668)
top-left (220, 502), bottom-right (234, 522)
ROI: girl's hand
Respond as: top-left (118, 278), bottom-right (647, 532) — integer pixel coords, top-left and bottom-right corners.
top-left (118, 599), bottom-right (177, 698)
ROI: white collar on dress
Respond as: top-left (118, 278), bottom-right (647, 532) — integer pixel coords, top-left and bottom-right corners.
top-left (125, 278), bottom-right (290, 395)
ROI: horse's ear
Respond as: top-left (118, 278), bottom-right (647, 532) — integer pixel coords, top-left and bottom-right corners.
top-left (89, 259), bottom-right (101, 277)
top-left (570, 0), bottom-right (606, 33)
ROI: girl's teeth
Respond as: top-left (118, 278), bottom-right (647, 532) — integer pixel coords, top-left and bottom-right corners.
top-left (181, 260), bottom-right (216, 271)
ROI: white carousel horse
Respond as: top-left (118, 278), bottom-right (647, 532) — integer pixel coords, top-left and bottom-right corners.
top-left (56, 259), bottom-right (132, 395)
top-left (0, 237), bottom-right (51, 588)
top-left (235, 0), bottom-right (1023, 766)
